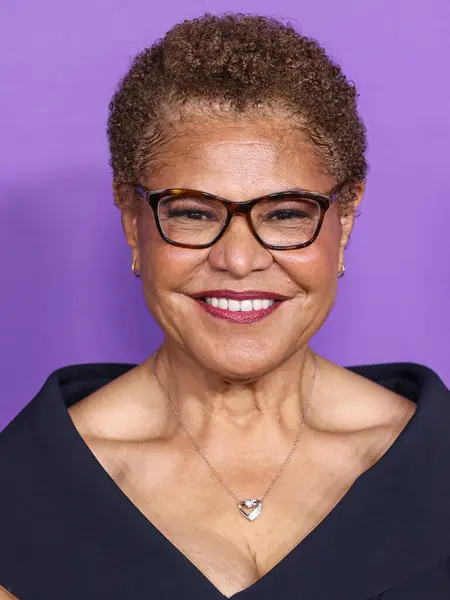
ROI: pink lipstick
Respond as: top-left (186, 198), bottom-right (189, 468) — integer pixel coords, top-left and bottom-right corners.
top-left (190, 290), bottom-right (286, 323)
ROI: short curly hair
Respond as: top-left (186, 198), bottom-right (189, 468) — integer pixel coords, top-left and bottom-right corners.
top-left (107, 13), bottom-right (367, 213)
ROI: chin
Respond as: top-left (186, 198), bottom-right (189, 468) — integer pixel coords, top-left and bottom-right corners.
top-left (191, 340), bottom-right (290, 382)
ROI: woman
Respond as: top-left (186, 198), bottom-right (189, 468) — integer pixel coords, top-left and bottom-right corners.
top-left (1, 13), bottom-right (449, 600)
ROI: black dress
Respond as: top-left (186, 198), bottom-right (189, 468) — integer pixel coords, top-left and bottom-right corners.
top-left (1, 362), bottom-right (450, 599)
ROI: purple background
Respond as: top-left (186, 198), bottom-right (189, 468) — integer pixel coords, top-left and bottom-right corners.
top-left (1, 0), bottom-right (449, 429)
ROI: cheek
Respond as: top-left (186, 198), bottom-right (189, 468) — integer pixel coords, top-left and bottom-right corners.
top-left (276, 212), bottom-right (341, 287)
top-left (138, 216), bottom-right (206, 295)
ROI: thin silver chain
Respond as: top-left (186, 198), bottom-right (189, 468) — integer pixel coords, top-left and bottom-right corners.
top-left (151, 352), bottom-right (318, 505)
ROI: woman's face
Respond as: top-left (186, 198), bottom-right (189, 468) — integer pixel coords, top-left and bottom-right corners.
top-left (123, 117), bottom-right (361, 380)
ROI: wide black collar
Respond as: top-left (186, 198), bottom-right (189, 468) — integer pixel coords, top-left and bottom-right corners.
top-left (38, 361), bottom-right (450, 599)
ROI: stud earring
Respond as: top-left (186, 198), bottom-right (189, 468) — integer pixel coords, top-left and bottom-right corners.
top-left (337, 264), bottom-right (346, 279)
top-left (132, 260), bottom-right (141, 278)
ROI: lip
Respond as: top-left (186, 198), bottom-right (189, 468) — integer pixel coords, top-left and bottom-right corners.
top-left (196, 298), bottom-right (281, 324)
top-left (189, 290), bottom-right (288, 301)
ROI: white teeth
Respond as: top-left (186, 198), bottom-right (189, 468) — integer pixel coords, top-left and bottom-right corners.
top-left (204, 297), bottom-right (275, 311)
top-left (228, 299), bottom-right (241, 312)
top-left (240, 300), bottom-right (253, 312)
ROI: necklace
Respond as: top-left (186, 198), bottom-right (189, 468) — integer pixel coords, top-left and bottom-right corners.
top-left (151, 352), bottom-right (318, 521)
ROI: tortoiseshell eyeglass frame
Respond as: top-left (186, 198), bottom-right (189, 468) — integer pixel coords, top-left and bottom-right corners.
top-left (134, 182), bottom-right (345, 251)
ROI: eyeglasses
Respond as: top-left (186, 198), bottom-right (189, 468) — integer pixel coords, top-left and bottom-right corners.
top-left (134, 182), bottom-right (344, 250)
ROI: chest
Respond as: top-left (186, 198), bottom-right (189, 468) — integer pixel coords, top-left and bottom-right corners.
top-left (112, 448), bottom-right (368, 597)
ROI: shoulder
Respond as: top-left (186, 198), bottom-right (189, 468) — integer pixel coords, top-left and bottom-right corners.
top-left (308, 357), bottom-right (427, 474)
top-left (69, 360), bottom-right (164, 441)
top-left (68, 360), bottom-right (166, 479)
top-left (0, 361), bottom-right (141, 488)
top-left (314, 356), bottom-right (418, 434)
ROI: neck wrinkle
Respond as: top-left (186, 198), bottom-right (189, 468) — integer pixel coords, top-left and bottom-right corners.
top-left (149, 343), bottom-right (316, 433)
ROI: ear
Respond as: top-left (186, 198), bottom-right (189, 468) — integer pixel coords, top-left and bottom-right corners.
top-left (121, 209), bottom-right (139, 248)
top-left (338, 181), bottom-right (365, 268)
top-left (113, 181), bottom-right (141, 270)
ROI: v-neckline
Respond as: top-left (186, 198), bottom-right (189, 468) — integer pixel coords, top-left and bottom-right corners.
top-left (45, 361), bottom-right (450, 599)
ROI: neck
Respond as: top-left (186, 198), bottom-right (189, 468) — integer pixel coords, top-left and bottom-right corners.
top-left (147, 341), bottom-right (317, 433)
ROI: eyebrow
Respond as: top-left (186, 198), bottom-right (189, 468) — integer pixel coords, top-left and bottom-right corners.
top-left (287, 187), bottom-right (309, 193)
top-left (269, 186), bottom-right (328, 195)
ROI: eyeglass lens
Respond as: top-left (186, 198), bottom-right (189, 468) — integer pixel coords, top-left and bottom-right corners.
top-left (157, 193), bottom-right (321, 247)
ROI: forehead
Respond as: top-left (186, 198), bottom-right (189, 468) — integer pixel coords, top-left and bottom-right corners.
top-left (148, 117), bottom-right (335, 197)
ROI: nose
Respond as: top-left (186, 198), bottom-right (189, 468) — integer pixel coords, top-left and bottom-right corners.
top-left (207, 214), bottom-right (273, 278)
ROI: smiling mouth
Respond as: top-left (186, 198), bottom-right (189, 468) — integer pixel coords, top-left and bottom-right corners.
top-left (204, 296), bottom-right (276, 312)
top-left (193, 295), bottom-right (284, 323)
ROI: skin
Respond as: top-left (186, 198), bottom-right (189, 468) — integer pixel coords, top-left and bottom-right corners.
top-left (0, 590), bottom-right (17, 599)
top-left (132, 119), bottom-right (344, 386)
top-left (65, 116), bottom-right (416, 598)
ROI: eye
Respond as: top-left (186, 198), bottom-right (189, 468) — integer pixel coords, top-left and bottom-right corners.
top-left (160, 196), bottom-right (224, 222)
top-left (167, 208), bottom-right (218, 220)
top-left (265, 209), bottom-right (311, 221)
top-left (255, 197), bottom-right (320, 225)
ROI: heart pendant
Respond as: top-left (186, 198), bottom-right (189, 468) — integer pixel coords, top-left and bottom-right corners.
top-left (238, 499), bottom-right (263, 521)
